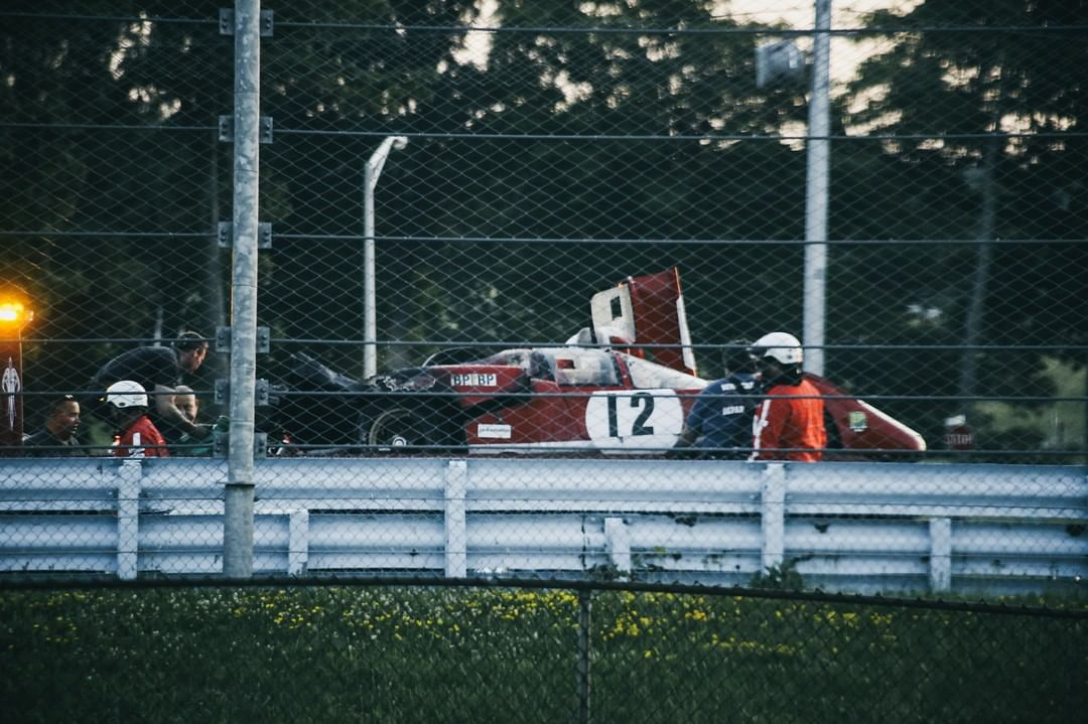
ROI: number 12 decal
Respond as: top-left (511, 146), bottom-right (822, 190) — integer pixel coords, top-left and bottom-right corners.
top-left (585, 389), bottom-right (684, 449)
top-left (607, 391), bottom-right (655, 437)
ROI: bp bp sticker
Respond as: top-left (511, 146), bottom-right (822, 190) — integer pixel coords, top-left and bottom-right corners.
top-left (585, 389), bottom-right (684, 450)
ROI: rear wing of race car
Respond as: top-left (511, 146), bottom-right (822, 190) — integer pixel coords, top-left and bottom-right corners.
top-left (588, 267), bottom-right (697, 376)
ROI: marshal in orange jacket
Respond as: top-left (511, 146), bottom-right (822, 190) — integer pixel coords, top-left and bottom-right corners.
top-left (750, 378), bottom-right (826, 462)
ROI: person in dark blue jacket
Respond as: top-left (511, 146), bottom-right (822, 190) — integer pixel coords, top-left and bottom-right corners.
top-left (672, 341), bottom-right (760, 459)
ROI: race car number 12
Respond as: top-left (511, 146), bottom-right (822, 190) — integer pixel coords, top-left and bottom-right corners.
top-left (585, 389), bottom-right (683, 449)
top-left (608, 392), bottom-right (654, 437)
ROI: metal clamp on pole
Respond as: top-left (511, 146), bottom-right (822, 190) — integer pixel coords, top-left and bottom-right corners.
top-left (218, 222), bottom-right (273, 249)
top-left (215, 378), bottom-right (271, 406)
top-left (219, 8), bottom-right (273, 36)
top-left (213, 430), bottom-right (268, 459)
top-left (218, 115), bottom-right (273, 144)
top-left (215, 325), bottom-right (270, 354)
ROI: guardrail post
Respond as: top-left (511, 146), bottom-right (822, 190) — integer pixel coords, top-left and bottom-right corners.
top-left (288, 509), bottom-right (309, 576)
top-left (929, 517), bottom-right (953, 592)
top-left (445, 459), bottom-right (467, 577)
top-left (604, 517), bottom-right (631, 576)
top-left (761, 463), bottom-right (787, 573)
top-left (116, 461), bottom-right (141, 580)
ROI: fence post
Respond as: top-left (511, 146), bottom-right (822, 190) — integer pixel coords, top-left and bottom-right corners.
top-left (577, 588), bottom-right (593, 724)
top-left (224, 0), bottom-right (262, 578)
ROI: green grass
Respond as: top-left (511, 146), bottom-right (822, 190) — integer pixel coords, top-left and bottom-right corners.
top-left (1, 585), bottom-right (1085, 723)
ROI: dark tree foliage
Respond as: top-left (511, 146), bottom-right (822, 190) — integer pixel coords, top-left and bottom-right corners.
top-left (831, 0), bottom-right (1087, 444)
top-left (1, 0), bottom-right (1083, 457)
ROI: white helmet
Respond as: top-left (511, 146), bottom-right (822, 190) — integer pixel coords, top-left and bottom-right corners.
top-left (749, 332), bottom-right (804, 366)
top-left (106, 380), bottom-right (149, 409)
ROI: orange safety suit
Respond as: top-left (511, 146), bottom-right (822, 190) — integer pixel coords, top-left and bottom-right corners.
top-left (750, 378), bottom-right (826, 462)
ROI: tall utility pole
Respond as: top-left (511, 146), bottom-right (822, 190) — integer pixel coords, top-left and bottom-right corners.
top-left (223, 0), bottom-right (261, 579)
top-left (803, 0), bottom-right (832, 376)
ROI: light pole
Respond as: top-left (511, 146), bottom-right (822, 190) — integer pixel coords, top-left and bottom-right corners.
top-left (363, 135), bottom-right (409, 379)
top-left (803, 0), bottom-right (832, 377)
top-left (0, 295), bottom-right (33, 449)
top-left (754, 0), bottom-right (832, 376)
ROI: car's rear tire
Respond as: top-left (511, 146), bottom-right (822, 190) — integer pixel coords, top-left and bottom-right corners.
top-left (367, 407), bottom-right (431, 451)
top-left (363, 396), bottom-right (468, 454)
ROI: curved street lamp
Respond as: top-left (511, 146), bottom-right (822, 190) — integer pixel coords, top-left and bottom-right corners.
top-left (363, 135), bottom-right (409, 379)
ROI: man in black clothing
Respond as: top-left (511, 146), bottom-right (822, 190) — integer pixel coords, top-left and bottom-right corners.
top-left (88, 331), bottom-right (211, 443)
top-left (23, 394), bottom-right (85, 456)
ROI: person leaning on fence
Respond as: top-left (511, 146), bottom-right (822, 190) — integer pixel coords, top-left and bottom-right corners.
top-left (747, 332), bottom-right (826, 462)
top-left (672, 340), bottom-right (760, 459)
top-left (170, 384), bottom-right (223, 455)
top-left (105, 380), bottom-right (169, 458)
top-left (22, 394), bottom-right (86, 456)
top-left (174, 385), bottom-right (199, 427)
top-left (88, 330), bottom-right (211, 444)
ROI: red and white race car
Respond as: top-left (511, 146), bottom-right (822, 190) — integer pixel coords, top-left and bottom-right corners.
top-left (277, 268), bottom-right (926, 457)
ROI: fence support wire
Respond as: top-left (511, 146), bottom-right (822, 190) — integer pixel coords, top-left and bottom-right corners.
top-left (224, 0), bottom-right (262, 578)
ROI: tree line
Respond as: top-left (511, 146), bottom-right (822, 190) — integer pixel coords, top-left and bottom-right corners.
top-left (1, 0), bottom-right (1085, 458)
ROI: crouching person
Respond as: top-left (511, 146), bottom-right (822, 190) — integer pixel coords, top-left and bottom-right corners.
top-left (106, 380), bottom-right (169, 459)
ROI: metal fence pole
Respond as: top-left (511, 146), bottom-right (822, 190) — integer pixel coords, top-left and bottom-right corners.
top-left (577, 589), bottom-right (593, 724)
top-left (958, 136), bottom-right (999, 423)
top-left (803, 0), bottom-right (832, 376)
top-left (224, 0), bottom-right (261, 578)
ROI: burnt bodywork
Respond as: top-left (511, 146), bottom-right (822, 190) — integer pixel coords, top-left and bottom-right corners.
top-left (270, 345), bottom-right (706, 453)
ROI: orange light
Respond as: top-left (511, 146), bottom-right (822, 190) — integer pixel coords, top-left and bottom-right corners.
top-left (0, 300), bottom-right (32, 326)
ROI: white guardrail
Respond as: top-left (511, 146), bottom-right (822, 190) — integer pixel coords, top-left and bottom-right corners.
top-left (1, 458), bottom-right (1085, 596)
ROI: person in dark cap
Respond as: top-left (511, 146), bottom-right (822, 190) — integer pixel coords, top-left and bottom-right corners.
top-left (87, 330), bottom-right (211, 445)
top-left (672, 340), bottom-right (760, 459)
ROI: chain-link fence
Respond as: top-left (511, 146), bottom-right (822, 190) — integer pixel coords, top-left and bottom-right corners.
top-left (2, 580), bottom-right (1086, 723)
top-left (3, 0), bottom-right (1086, 460)
top-left (2, 0), bottom-right (1087, 599)
top-left (3, 2), bottom-right (1087, 716)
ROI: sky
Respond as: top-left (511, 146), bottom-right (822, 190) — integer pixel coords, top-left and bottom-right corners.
top-left (725, 0), bottom-right (923, 86)
top-left (445, 0), bottom-right (922, 137)
top-left (454, 0), bottom-right (922, 86)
